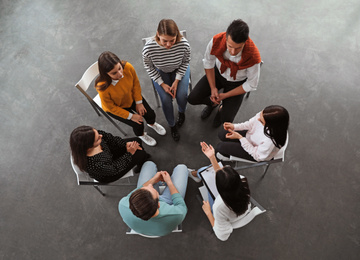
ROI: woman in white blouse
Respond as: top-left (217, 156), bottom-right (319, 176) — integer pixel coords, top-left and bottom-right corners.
top-left (198, 142), bottom-right (251, 241)
top-left (216, 105), bottom-right (289, 162)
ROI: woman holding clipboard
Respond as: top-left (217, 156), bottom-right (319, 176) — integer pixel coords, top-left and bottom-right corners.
top-left (189, 142), bottom-right (251, 241)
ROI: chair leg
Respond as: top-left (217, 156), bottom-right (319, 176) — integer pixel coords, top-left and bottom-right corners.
top-left (93, 185), bottom-right (105, 196)
top-left (189, 74), bottom-right (193, 92)
top-left (88, 100), bottom-right (101, 116)
top-left (250, 197), bottom-right (266, 211)
top-left (152, 82), bottom-right (161, 107)
top-left (98, 108), bottom-right (127, 136)
top-left (262, 164), bottom-right (270, 178)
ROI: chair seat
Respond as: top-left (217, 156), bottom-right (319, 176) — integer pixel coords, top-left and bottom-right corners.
top-left (70, 155), bottom-right (135, 196)
top-left (126, 224), bottom-right (182, 238)
top-left (93, 94), bottom-right (102, 107)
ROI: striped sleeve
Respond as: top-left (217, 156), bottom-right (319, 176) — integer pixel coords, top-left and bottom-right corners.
top-left (142, 38), bottom-right (191, 85)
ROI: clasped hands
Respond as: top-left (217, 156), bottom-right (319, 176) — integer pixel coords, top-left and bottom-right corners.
top-left (223, 122), bottom-right (243, 139)
top-left (150, 170), bottom-right (173, 186)
top-left (126, 141), bottom-right (142, 155)
top-left (161, 80), bottom-right (179, 99)
top-left (210, 88), bottom-right (227, 105)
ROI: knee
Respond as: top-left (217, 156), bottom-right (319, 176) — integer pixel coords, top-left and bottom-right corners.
top-left (187, 92), bottom-right (196, 105)
top-left (218, 129), bottom-right (228, 141)
top-left (142, 161), bottom-right (157, 171)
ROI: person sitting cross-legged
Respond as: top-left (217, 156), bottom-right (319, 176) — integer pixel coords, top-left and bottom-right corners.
top-left (118, 161), bottom-right (188, 237)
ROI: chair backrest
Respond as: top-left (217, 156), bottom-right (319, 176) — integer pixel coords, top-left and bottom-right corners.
top-left (273, 132), bottom-right (289, 161)
top-left (70, 154), bottom-right (134, 185)
top-left (198, 185), bottom-right (265, 229)
top-left (142, 30), bottom-right (187, 45)
top-left (227, 131), bottom-right (289, 163)
top-left (232, 206), bottom-right (265, 229)
top-left (75, 61), bottom-right (99, 92)
top-left (70, 155), bottom-right (93, 185)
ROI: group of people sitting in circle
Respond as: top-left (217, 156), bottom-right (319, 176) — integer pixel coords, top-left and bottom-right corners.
top-left (70, 18), bottom-right (290, 241)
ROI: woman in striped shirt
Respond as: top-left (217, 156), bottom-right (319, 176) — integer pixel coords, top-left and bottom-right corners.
top-left (142, 19), bottom-right (191, 142)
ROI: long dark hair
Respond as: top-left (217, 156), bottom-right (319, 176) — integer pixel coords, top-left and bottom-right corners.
top-left (95, 51), bottom-right (126, 91)
top-left (70, 126), bottom-right (95, 172)
top-left (156, 19), bottom-right (182, 43)
top-left (216, 166), bottom-right (250, 216)
top-left (263, 105), bottom-right (289, 148)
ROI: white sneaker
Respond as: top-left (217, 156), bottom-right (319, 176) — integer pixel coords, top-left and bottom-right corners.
top-left (147, 122), bottom-right (166, 136)
top-left (139, 132), bottom-right (157, 146)
top-left (188, 168), bottom-right (202, 183)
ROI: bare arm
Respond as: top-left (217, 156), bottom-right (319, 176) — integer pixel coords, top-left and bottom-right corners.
top-left (161, 171), bottom-right (179, 195)
top-left (202, 200), bottom-right (215, 227)
top-left (217, 85), bottom-right (246, 102)
top-left (205, 68), bottom-right (219, 105)
top-left (142, 171), bottom-right (163, 187)
top-left (200, 142), bottom-right (221, 172)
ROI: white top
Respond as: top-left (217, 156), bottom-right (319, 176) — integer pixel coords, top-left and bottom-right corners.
top-left (234, 112), bottom-right (279, 161)
top-left (213, 196), bottom-right (251, 241)
top-left (202, 38), bottom-right (260, 92)
top-left (142, 37), bottom-right (191, 85)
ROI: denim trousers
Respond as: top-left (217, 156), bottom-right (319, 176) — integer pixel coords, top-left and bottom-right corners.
top-left (137, 161), bottom-right (188, 205)
top-left (152, 66), bottom-right (190, 127)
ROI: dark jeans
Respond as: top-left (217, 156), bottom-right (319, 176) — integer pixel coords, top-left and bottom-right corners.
top-left (215, 128), bottom-right (256, 162)
top-left (188, 67), bottom-right (247, 123)
top-left (107, 97), bottom-right (156, 136)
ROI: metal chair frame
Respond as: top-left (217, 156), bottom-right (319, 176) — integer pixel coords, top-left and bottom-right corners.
top-left (217, 132), bottom-right (289, 178)
top-left (70, 155), bottom-right (135, 196)
top-left (75, 61), bottom-right (127, 136)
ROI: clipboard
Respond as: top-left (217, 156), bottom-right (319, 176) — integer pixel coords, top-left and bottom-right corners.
top-left (198, 162), bottom-right (223, 200)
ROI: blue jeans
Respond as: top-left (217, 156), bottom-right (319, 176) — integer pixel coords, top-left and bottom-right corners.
top-left (197, 166), bottom-right (215, 210)
top-left (152, 66), bottom-right (190, 127)
top-left (137, 161), bottom-right (188, 205)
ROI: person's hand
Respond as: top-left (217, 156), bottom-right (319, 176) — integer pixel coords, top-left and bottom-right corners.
top-left (169, 80), bottom-right (179, 98)
top-left (131, 114), bottom-right (143, 125)
top-left (151, 171), bottom-right (164, 183)
top-left (161, 83), bottom-right (175, 99)
top-left (223, 122), bottom-right (234, 131)
top-left (200, 141), bottom-right (215, 159)
top-left (160, 171), bottom-right (172, 185)
top-left (202, 200), bottom-right (212, 215)
top-left (216, 92), bottom-right (227, 102)
top-left (126, 141), bottom-right (142, 155)
top-left (136, 103), bottom-right (147, 116)
top-left (210, 88), bottom-right (220, 105)
top-left (225, 129), bottom-right (243, 139)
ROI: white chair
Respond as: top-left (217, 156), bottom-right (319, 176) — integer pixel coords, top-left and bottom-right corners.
top-left (217, 132), bottom-right (289, 178)
top-left (142, 30), bottom-right (193, 107)
top-left (198, 183), bottom-right (266, 229)
top-left (70, 155), bottom-right (135, 196)
top-left (75, 61), bottom-right (127, 136)
top-left (125, 184), bottom-right (183, 238)
top-left (126, 224), bottom-right (182, 238)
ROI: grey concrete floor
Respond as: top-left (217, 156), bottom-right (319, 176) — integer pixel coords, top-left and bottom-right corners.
top-left (1, 0), bottom-right (359, 259)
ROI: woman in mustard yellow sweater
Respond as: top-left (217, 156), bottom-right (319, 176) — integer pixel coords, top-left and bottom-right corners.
top-left (95, 51), bottom-right (166, 146)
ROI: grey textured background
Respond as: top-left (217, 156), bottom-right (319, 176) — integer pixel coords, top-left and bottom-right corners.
top-left (1, 0), bottom-right (359, 259)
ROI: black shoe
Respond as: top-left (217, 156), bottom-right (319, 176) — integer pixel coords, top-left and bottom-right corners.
top-left (212, 110), bottom-right (222, 128)
top-left (170, 126), bottom-right (180, 142)
top-left (177, 112), bottom-right (185, 128)
top-left (133, 165), bottom-right (141, 174)
top-left (201, 105), bottom-right (216, 119)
